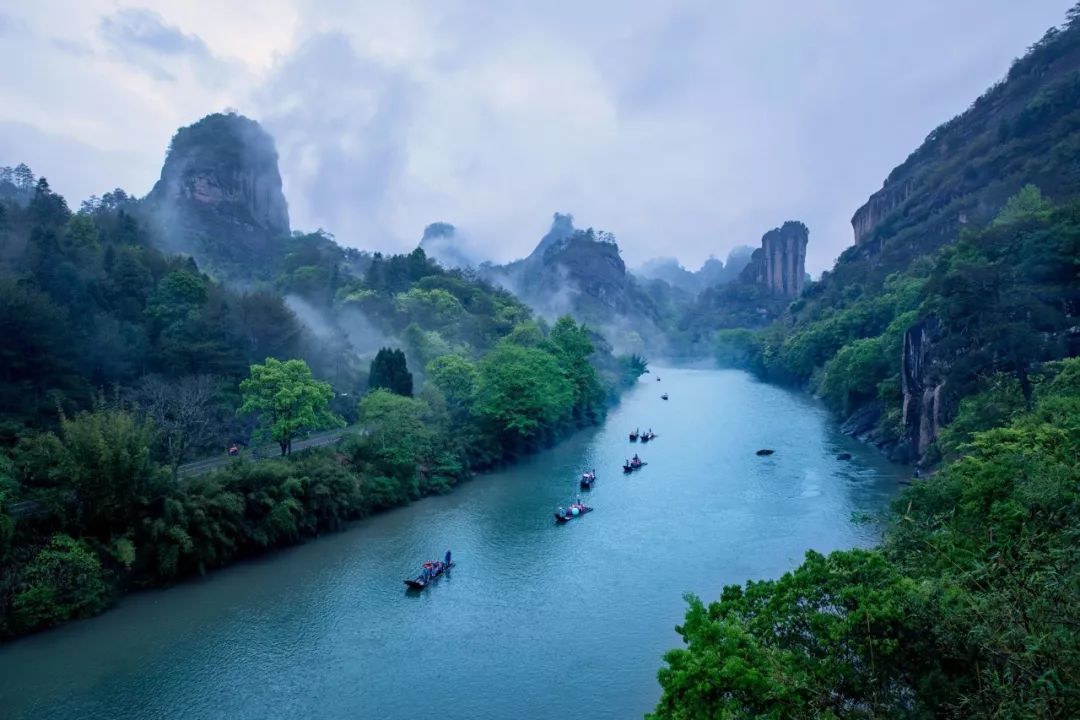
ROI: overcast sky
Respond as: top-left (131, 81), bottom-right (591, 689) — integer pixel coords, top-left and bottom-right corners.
top-left (0, 1), bottom-right (1073, 274)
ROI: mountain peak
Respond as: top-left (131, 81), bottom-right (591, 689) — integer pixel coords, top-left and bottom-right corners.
top-left (145, 113), bottom-right (290, 269)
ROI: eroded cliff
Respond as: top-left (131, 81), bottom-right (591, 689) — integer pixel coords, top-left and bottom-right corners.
top-left (738, 221), bottom-right (808, 298)
top-left (144, 112), bottom-right (290, 273)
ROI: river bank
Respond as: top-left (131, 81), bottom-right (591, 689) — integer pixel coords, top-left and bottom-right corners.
top-left (0, 368), bottom-right (906, 720)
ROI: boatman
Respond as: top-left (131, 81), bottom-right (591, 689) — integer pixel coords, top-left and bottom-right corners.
top-left (445, 549), bottom-right (452, 567)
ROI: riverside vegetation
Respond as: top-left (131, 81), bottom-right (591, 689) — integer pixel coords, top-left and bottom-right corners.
top-left (651, 7), bottom-right (1080, 718)
top-left (0, 166), bottom-right (643, 639)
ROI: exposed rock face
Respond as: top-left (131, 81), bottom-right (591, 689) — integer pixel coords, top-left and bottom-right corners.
top-left (901, 316), bottom-right (946, 463)
top-left (850, 177), bottom-right (915, 245)
top-left (738, 221), bottom-right (808, 298)
top-left (479, 213), bottom-right (667, 353)
top-left (530, 212), bottom-right (576, 259)
top-left (491, 215), bottom-right (637, 315)
top-left (145, 113), bottom-right (289, 270)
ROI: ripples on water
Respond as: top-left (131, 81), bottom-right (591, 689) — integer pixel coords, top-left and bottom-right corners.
top-left (0, 368), bottom-right (905, 720)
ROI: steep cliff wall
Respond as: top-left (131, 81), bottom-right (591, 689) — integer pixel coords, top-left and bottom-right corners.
top-left (144, 113), bottom-right (290, 273)
top-left (850, 177), bottom-right (915, 245)
top-left (479, 214), bottom-right (671, 354)
top-left (900, 316), bottom-right (946, 464)
top-left (845, 22), bottom-right (1080, 258)
top-left (738, 221), bottom-right (808, 298)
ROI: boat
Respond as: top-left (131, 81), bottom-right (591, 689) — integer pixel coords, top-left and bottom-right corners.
top-left (661, 393), bottom-right (669, 400)
top-left (554, 503), bottom-right (593, 523)
top-left (623, 457), bottom-right (646, 472)
top-left (640, 430), bottom-right (656, 443)
top-left (756, 448), bottom-right (775, 456)
top-left (579, 471), bottom-right (597, 489)
top-left (629, 429), bottom-right (640, 442)
top-left (404, 560), bottom-right (455, 590)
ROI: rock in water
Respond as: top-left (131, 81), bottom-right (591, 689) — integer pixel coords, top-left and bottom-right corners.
top-left (144, 112), bottom-right (290, 274)
top-left (836, 452), bottom-right (853, 461)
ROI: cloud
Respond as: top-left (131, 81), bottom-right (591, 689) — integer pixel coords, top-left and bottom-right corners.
top-left (101, 7), bottom-right (209, 56)
top-left (99, 7), bottom-right (221, 83)
top-left (1, 0), bottom-right (1076, 274)
top-left (0, 12), bottom-right (15, 34)
top-left (51, 37), bottom-right (95, 57)
top-left (256, 32), bottom-right (415, 247)
top-left (0, 120), bottom-right (152, 204)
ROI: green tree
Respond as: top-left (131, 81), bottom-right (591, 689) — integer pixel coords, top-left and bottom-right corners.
top-left (239, 358), bottom-right (341, 455)
top-left (818, 337), bottom-right (889, 415)
top-left (650, 550), bottom-right (934, 720)
top-left (991, 183), bottom-right (1052, 226)
top-left (651, 357), bottom-right (1080, 719)
top-left (357, 389), bottom-right (432, 482)
top-left (368, 347), bottom-right (413, 397)
top-left (549, 316), bottom-right (604, 423)
top-left (9, 534), bottom-right (111, 633)
top-left (426, 354), bottom-right (478, 415)
top-left (474, 342), bottom-right (574, 441)
top-left (58, 408), bottom-right (167, 540)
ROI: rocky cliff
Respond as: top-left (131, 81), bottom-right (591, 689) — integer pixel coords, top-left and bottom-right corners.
top-left (900, 316), bottom-right (947, 464)
top-left (480, 214), bottom-right (669, 353)
top-left (144, 113), bottom-right (290, 273)
top-left (846, 21), bottom-right (1080, 260)
top-left (738, 221), bottom-right (808, 298)
top-left (484, 215), bottom-right (643, 316)
top-left (850, 177), bottom-right (915, 245)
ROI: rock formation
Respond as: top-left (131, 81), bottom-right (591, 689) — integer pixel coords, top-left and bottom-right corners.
top-left (144, 112), bottom-right (289, 271)
top-left (850, 177), bottom-right (915, 245)
top-left (738, 221), bottom-right (808, 298)
top-left (901, 316), bottom-right (946, 463)
top-left (486, 215), bottom-right (637, 315)
top-left (479, 213), bottom-right (667, 353)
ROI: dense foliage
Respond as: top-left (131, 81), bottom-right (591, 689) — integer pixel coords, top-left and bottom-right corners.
top-left (651, 358), bottom-right (1080, 718)
top-left (238, 358), bottom-right (341, 455)
top-left (653, 9), bottom-right (1080, 717)
top-left (368, 347), bottom-right (414, 396)
top-left (714, 187), bottom-right (1079, 459)
top-left (0, 167), bottom-right (646, 639)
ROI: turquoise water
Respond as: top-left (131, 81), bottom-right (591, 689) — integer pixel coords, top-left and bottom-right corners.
top-left (0, 368), bottom-right (905, 719)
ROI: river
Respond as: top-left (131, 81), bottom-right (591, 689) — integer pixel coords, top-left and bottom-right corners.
top-left (0, 368), bottom-right (906, 719)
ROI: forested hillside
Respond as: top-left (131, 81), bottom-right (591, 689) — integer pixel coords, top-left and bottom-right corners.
top-left (0, 131), bottom-right (644, 638)
top-left (714, 5), bottom-right (1080, 465)
top-left (653, 6), bottom-right (1080, 717)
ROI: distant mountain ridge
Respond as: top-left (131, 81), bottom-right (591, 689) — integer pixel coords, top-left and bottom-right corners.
top-left (478, 214), bottom-right (673, 353)
top-left (635, 246), bottom-right (754, 296)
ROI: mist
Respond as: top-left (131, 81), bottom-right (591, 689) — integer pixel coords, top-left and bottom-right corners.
top-left (2, 2), bottom-right (1073, 275)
